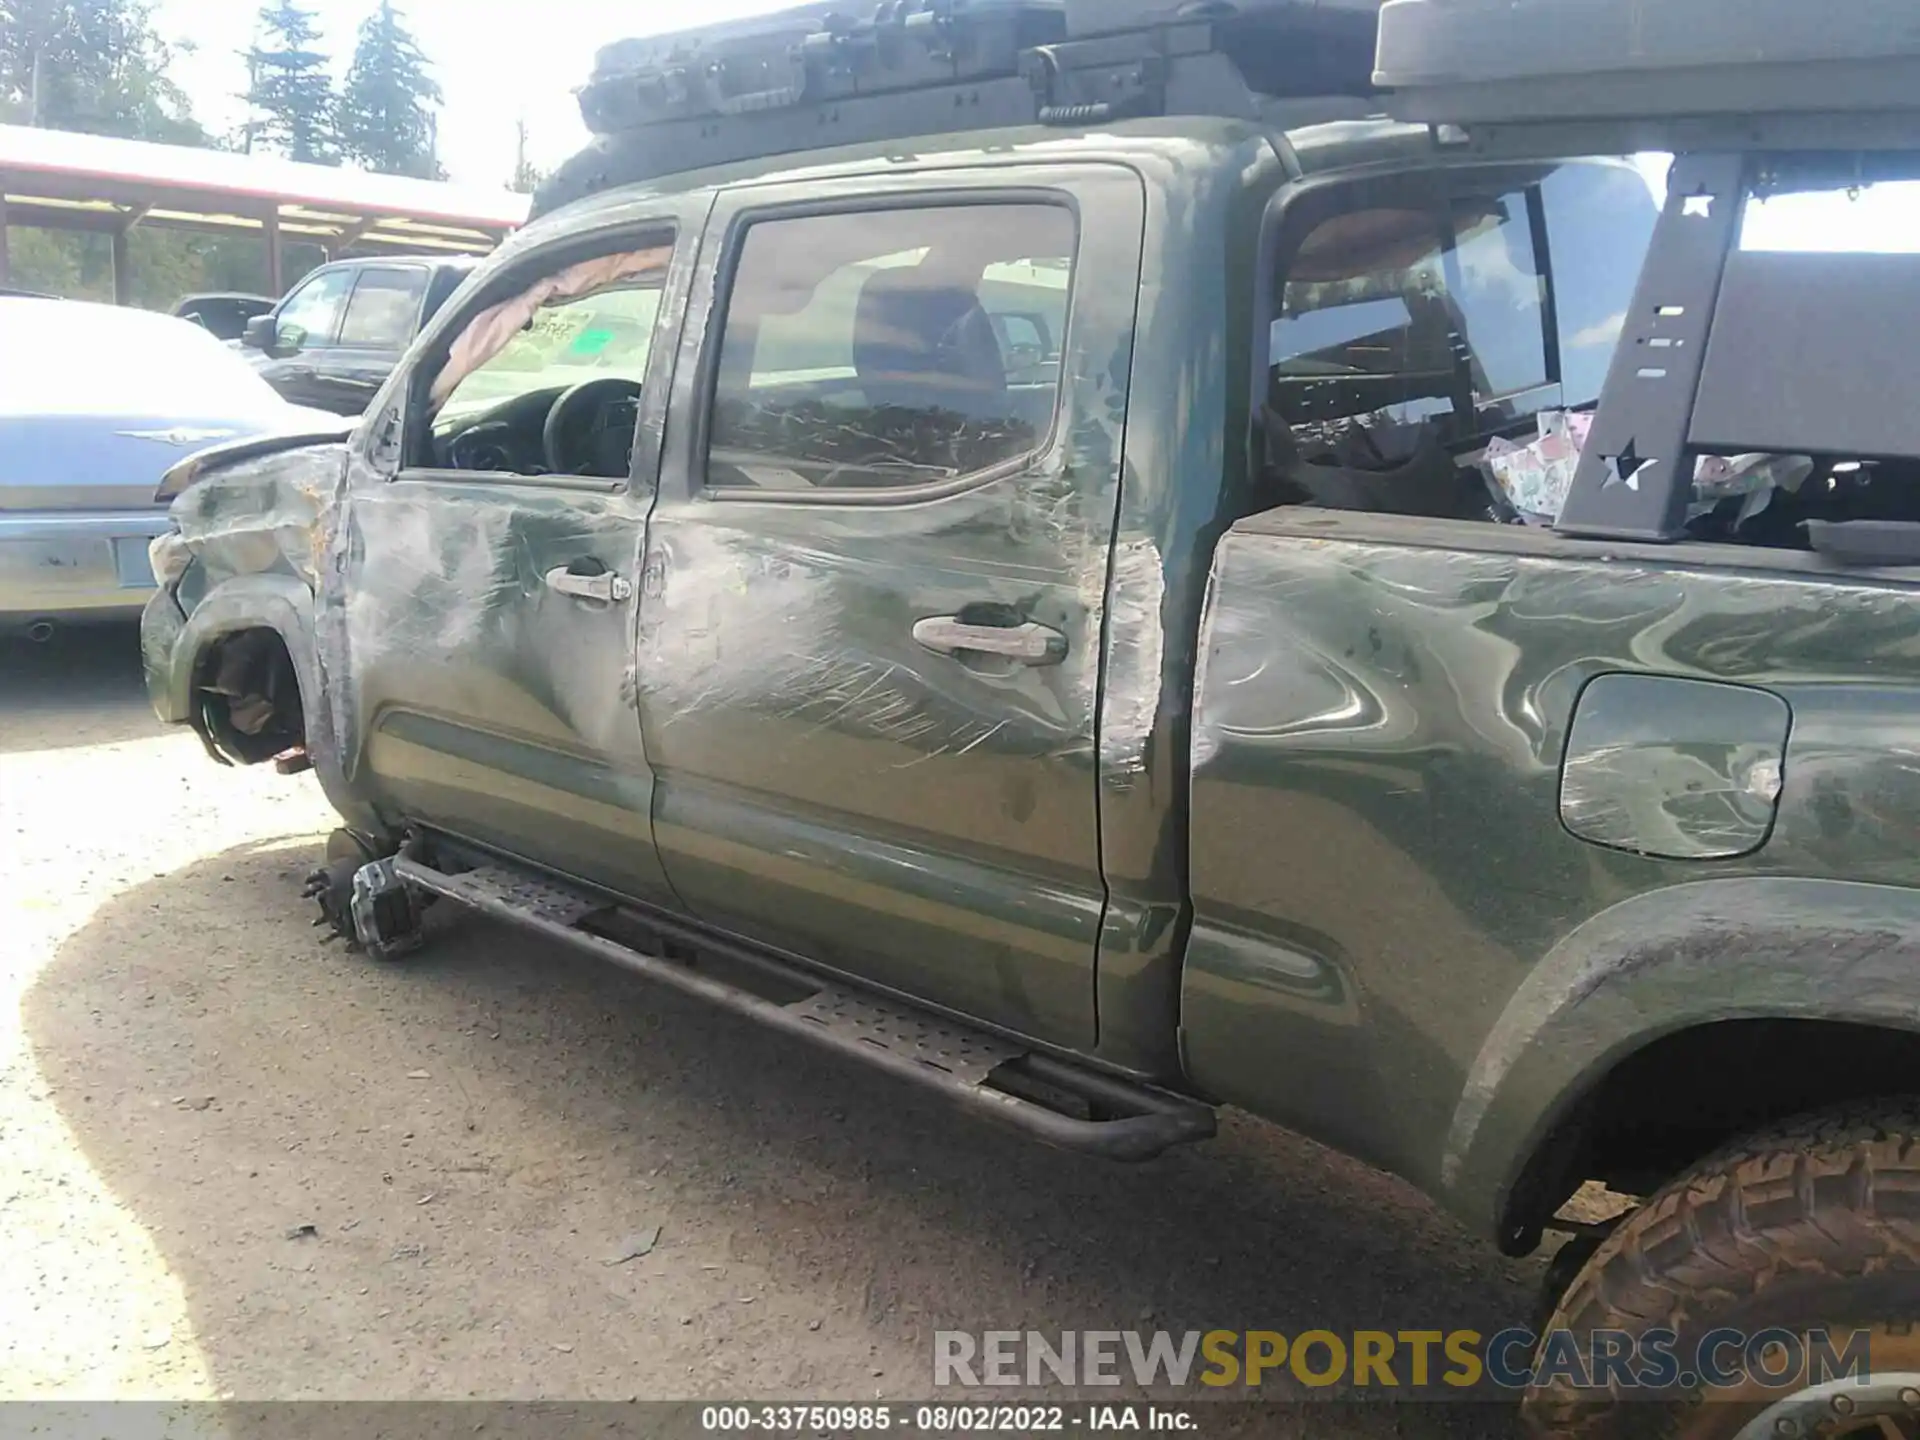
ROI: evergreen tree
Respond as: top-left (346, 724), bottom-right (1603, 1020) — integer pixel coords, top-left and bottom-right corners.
top-left (1, 0), bottom-right (203, 142)
top-left (508, 118), bottom-right (544, 195)
top-left (243, 0), bottom-right (337, 165)
top-left (337, 1), bottom-right (443, 179)
top-left (0, 0), bottom-right (299, 306)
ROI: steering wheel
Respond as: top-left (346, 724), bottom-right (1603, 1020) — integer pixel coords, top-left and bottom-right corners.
top-left (543, 377), bottom-right (643, 477)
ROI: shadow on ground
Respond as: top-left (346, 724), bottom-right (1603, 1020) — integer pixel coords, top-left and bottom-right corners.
top-left (0, 625), bottom-right (162, 753)
top-left (25, 836), bottom-right (1534, 1433)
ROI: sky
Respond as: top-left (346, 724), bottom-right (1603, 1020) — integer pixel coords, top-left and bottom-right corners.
top-left (146, 2), bottom-right (1920, 237)
top-left (151, 0), bottom-right (792, 189)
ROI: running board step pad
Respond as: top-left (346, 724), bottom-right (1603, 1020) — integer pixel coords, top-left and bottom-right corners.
top-left (390, 856), bottom-right (1215, 1162)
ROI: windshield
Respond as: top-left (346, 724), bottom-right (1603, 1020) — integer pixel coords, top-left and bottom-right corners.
top-left (0, 299), bottom-right (291, 416)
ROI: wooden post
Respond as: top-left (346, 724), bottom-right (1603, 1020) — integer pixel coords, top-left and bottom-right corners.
top-left (326, 215), bottom-right (377, 261)
top-left (110, 205), bottom-right (150, 307)
top-left (111, 225), bottom-right (131, 306)
top-left (265, 208), bottom-right (284, 294)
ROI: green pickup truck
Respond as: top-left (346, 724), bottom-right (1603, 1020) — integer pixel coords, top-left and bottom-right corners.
top-left (141, 0), bottom-right (1920, 1431)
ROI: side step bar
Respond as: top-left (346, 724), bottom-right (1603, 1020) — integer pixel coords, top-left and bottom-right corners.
top-left (382, 853), bottom-right (1216, 1163)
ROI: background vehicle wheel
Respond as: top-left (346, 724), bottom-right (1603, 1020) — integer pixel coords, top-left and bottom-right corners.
top-left (1524, 1102), bottom-right (1920, 1440)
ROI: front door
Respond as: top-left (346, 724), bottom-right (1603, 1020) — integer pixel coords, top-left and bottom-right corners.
top-left (336, 206), bottom-right (707, 908)
top-left (260, 264), bottom-right (353, 410)
top-left (639, 169), bottom-right (1144, 1049)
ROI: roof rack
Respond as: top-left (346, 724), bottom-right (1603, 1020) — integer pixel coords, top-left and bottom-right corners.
top-left (533, 0), bottom-right (1384, 217)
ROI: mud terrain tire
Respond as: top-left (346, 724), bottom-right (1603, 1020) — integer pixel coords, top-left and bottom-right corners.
top-left (1524, 1102), bottom-right (1920, 1439)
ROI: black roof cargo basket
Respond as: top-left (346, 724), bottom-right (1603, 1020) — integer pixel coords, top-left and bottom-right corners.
top-left (578, 2), bottom-right (1067, 134)
top-left (534, 0), bottom-right (1383, 217)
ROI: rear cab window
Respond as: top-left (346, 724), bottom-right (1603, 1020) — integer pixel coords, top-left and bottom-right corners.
top-left (1260, 159), bottom-right (1659, 520)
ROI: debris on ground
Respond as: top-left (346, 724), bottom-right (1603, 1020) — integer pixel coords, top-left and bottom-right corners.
top-left (605, 1226), bottom-right (662, 1266)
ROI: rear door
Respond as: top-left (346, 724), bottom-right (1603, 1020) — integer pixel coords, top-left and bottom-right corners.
top-left (314, 263), bottom-right (430, 415)
top-left (639, 166), bottom-right (1144, 1049)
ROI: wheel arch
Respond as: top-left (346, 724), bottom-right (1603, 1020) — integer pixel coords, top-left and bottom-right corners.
top-left (1439, 878), bottom-right (1920, 1252)
top-left (166, 573), bottom-right (386, 842)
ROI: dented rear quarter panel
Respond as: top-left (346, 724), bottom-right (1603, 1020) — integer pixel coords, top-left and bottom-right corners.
top-left (1186, 508), bottom-right (1920, 1238)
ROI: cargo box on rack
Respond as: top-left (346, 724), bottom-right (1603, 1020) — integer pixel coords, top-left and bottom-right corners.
top-left (1065, 0), bottom-right (1383, 40)
top-left (1374, 0), bottom-right (1920, 127)
top-left (579, 1), bottom-right (1067, 136)
top-left (1064, 0), bottom-right (1382, 98)
top-left (537, 0), bottom-right (1382, 218)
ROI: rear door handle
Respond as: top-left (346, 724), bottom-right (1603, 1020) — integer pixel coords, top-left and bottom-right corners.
top-left (545, 565), bottom-right (633, 604)
top-left (912, 616), bottom-right (1067, 667)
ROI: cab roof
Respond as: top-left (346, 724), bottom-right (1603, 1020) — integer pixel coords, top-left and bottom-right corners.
top-left (518, 108), bottom-right (1427, 245)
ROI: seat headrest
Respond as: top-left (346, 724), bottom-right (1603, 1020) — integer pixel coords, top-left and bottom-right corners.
top-left (852, 266), bottom-right (1008, 418)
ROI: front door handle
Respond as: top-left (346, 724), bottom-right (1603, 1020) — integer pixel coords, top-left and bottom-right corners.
top-left (545, 565), bottom-right (633, 604)
top-left (912, 616), bottom-right (1067, 667)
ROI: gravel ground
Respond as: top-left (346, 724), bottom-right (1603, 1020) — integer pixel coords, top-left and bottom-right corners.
top-left (1, 626), bottom-right (1543, 1434)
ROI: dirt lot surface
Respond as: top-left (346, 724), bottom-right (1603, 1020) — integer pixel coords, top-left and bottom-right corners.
top-left (1, 627), bottom-right (1545, 1434)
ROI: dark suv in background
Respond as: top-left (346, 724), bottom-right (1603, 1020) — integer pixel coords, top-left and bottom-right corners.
top-left (240, 254), bottom-right (481, 415)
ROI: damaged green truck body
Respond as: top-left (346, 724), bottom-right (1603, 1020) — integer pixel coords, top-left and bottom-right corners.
top-left (143, 1), bottom-right (1920, 1425)
top-left (145, 109), bottom-right (1920, 1234)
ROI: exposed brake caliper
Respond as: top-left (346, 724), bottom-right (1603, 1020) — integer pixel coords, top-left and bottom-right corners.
top-left (303, 855), bottom-right (424, 962)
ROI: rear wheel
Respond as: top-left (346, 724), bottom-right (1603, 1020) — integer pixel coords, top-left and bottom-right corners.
top-left (1524, 1103), bottom-right (1920, 1439)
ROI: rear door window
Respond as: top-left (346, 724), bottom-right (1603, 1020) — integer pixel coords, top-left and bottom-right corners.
top-left (338, 267), bottom-right (429, 349)
top-left (704, 203), bottom-right (1077, 493)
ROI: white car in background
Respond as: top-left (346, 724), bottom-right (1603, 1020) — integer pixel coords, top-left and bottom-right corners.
top-left (0, 297), bottom-right (344, 640)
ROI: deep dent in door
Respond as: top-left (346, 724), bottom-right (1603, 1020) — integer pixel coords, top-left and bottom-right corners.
top-left (319, 467), bottom-right (667, 900)
top-left (634, 471), bottom-right (1123, 1047)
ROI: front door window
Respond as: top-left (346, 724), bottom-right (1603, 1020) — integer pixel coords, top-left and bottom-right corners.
top-left (417, 240), bottom-right (674, 479)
